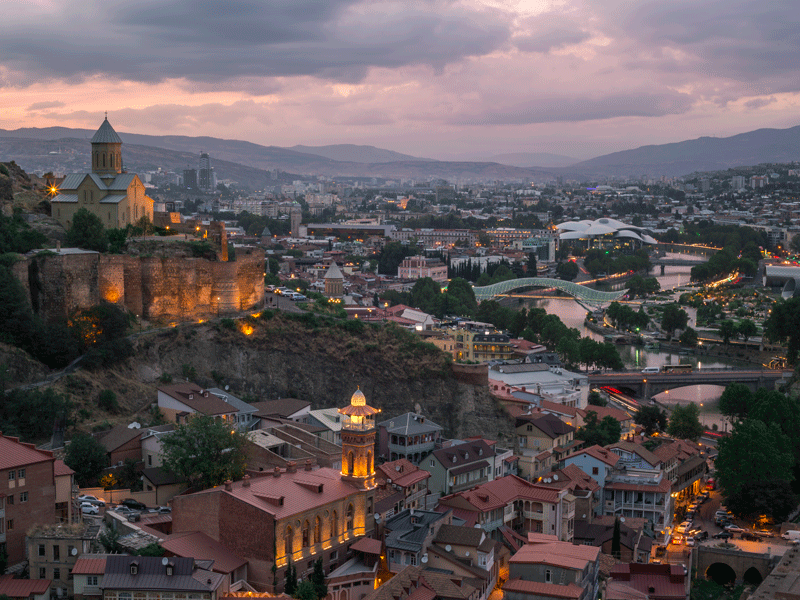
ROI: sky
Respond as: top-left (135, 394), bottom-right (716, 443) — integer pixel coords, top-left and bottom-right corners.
top-left (2, 0), bottom-right (799, 161)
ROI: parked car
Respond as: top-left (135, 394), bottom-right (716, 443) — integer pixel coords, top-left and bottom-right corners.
top-left (80, 502), bottom-right (99, 515)
top-left (120, 498), bottom-right (147, 511)
top-left (113, 505), bottom-right (138, 516)
top-left (77, 494), bottom-right (106, 506)
top-left (725, 525), bottom-right (745, 533)
top-left (741, 533), bottom-right (760, 541)
top-left (265, 285), bottom-right (276, 292)
top-left (695, 531), bottom-right (709, 541)
top-left (686, 537), bottom-right (696, 547)
top-left (712, 531), bottom-right (732, 540)
top-left (155, 506), bottom-right (171, 514)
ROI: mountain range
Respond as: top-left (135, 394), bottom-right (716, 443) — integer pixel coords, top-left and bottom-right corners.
top-left (1, 124), bottom-right (798, 185)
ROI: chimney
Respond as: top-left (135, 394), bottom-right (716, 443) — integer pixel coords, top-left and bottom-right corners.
top-left (56, 240), bottom-right (61, 252)
top-left (242, 474), bottom-right (251, 487)
top-left (273, 467), bottom-right (281, 478)
top-left (305, 459), bottom-right (313, 471)
top-left (287, 461), bottom-right (297, 473)
top-left (224, 479), bottom-right (233, 491)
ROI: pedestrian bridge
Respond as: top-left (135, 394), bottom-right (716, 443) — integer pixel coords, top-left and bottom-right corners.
top-left (589, 369), bottom-right (791, 398)
top-left (472, 278), bottom-right (626, 308)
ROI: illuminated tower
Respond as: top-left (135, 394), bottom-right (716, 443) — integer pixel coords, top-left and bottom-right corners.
top-left (338, 388), bottom-right (379, 489)
top-left (324, 261), bottom-right (344, 299)
top-left (91, 116), bottom-right (123, 178)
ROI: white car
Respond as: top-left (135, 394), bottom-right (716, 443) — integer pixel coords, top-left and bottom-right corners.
top-left (80, 502), bottom-right (100, 515)
top-left (724, 524), bottom-right (745, 533)
top-left (77, 494), bottom-right (106, 506)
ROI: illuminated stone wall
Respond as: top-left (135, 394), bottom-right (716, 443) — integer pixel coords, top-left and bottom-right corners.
top-left (14, 248), bottom-right (265, 322)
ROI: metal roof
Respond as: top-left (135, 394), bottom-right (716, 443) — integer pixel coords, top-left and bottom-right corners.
top-left (51, 193), bottom-right (79, 203)
top-left (91, 118), bottom-right (123, 144)
top-left (106, 173), bottom-right (137, 190)
top-left (102, 556), bottom-right (223, 592)
top-left (378, 412), bottom-right (443, 435)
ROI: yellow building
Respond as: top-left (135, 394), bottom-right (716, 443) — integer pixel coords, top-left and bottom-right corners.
top-left (51, 117), bottom-right (154, 229)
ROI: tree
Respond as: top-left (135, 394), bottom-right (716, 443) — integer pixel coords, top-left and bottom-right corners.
top-left (764, 297), bottom-right (800, 364)
top-left (718, 320), bottom-right (736, 345)
top-left (666, 403), bottom-right (704, 441)
top-left (679, 327), bottom-right (698, 347)
top-left (588, 391), bottom-right (607, 407)
top-left (635, 405), bottom-right (667, 435)
top-left (716, 419), bottom-right (794, 501)
top-left (284, 563), bottom-right (297, 596)
top-left (577, 412), bottom-right (621, 447)
top-left (660, 304), bottom-right (689, 337)
top-left (98, 526), bottom-right (123, 553)
top-left (160, 415), bottom-right (246, 490)
top-left (409, 277), bottom-right (442, 315)
top-left (98, 389), bottom-right (119, 413)
top-left (725, 480), bottom-right (798, 522)
top-left (611, 517), bottom-right (621, 559)
top-left (555, 261), bottom-right (579, 281)
top-left (66, 208), bottom-right (108, 252)
top-left (736, 319), bottom-right (757, 345)
top-left (718, 383), bottom-right (753, 422)
top-left (311, 558), bottom-right (328, 600)
top-left (294, 580), bottom-right (318, 600)
top-left (441, 277), bottom-right (477, 317)
top-left (527, 252), bottom-right (537, 275)
top-left (65, 433), bottom-right (108, 486)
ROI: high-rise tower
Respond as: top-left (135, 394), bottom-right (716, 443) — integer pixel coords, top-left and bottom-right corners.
top-left (338, 388), bottom-right (379, 490)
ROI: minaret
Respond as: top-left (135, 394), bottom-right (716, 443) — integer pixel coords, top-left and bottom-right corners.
top-left (91, 115), bottom-right (123, 178)
top-left (338, 388), bottom-right (379, 489)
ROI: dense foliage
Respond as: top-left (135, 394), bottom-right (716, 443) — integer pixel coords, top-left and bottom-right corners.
top-left (764, 297), bottom-right (800, 364)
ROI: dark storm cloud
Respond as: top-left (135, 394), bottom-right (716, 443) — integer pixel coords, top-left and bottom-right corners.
top-left (0, 0), bottom-right (511, 86)
top-left (453, 92), bottom-right (694, 125)
top-left (615, 0), bottom-right (800, 88)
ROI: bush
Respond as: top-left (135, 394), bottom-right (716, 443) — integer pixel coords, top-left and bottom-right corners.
top-left (97, 390), bottom-right (119, 413)
top-left (159, 372), bottom-right (173, 383)
top-left (220, 318), bottom-right (235, 330)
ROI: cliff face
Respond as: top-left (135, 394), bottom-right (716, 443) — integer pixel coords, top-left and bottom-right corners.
top-left (130, 317), bottom-right (514, 443)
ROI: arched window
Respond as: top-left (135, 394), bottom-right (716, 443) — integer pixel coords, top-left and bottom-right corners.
top-left (331, 511), bottom-right (338, 539)
top-left (347, 451), bottom-right (354, 476)
top-left (103, 154), bottom-right (106, 168)
top-left (284, 526), bottom-right (293, 558)
top-left (314, 516), bottom-right (322, 544)
top-left (110, 154), bottom-right (114, 168)
top-left (134, 204), bottom-right (138, 219)
top-left (302, 520), bottom-right (310, 548)
top-left (367, 451), bottom-right (372, 474)
top-left (346, 504), bottom-right (354, 531)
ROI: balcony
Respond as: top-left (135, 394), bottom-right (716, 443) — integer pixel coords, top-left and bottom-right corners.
top-left (388, 441), bottom-right (435, 456)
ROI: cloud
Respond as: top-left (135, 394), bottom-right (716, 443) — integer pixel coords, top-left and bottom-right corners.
top-left (0, 0), bottom-right (512, 88)
top-left (452, 92), bottom-right (695, 125)
top-left (513, 12), bottom-right (592, 53)
top-left (744, 97), bottom-right (777, 110)
top-left (27, 101), bottom-right (65, 111)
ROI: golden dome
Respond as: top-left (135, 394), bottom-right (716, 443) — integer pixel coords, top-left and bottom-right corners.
top-left (351, 387), bottom-right (366, 407)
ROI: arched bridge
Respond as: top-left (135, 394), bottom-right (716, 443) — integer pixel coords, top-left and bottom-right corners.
top-left (472, 278), bottom-right (626, 308)
top-left (695, 545), bottom-right (778, 586)
top-left (589, 369), bottom-right (791, 398)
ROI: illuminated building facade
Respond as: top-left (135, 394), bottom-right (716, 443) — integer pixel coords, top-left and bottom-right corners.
top-left (51, 117), bottom-right (154, 230)
top-left (171, 389), bottom-right (378, 592)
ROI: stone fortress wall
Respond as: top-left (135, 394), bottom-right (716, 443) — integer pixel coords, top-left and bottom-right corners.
top-left (14, 247), bottom-right (265, 322)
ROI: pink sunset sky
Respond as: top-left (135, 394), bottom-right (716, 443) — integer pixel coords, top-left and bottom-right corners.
top-left (2, 0), bottom-right (798, 161)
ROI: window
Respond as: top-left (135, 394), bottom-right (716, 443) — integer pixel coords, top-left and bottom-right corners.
top-left (20, 491), bottom-right (27, 502)
top-left (430, 459), bottom-right (435, 467)
top-left (545, 569), bottom-right (552, 583)
top-left (148, 455), bottom-right (152, 466)
top-left (39, 544), bottom-right (46, 557)
top-left (285, 526), bottom-right (293, 557)
top-left (54, 568), bottom-right (61, 580)
top-left (592, 467), bottom-right (599, 475)
top-left (314, 516), bottom-right (322, 544)
top-left (302, 520), bottom-right (310, 548)
top-left (130, 564), bottom-right (138, 575)
top-left (330, 550), bottom-right (338, 560)
top-left (53, 545), bottom-right (60, 561)
top-left (8, 471), bottom-right (14, 481)
top-left (6, 520), bottom-right (12, 531)
top-left (346, 504), bottom-right (354, 531)
top-left (410, 554), bottom-right (417, 566)
top-left (17, 469), bottom-right (25, 479)
top-left (6, 495), bottom-right (12, 505)
top-left (331, 511), bottom-right (338, 539)
top-left (527, 424), bottom-right (533, 431)
top-left (40, 568), bottom-right (46, 579)
top-left (68, 545), bottom-right (74, 557)
top-left (87, 576), bottom-right (98, 586)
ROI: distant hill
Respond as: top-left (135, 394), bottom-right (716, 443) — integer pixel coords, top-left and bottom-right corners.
top-left (0, 128), bottom-right (554, 185)
top-left (566, 125), bottom-right (800, 178)
top-left (485, 152), bottom-right (578, 168)
top-left (289, 144), bottom-right (433, 164)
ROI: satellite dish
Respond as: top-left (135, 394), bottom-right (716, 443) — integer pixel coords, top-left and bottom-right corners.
top-left (465, 552), bottom-right (470, 557)
top-left (620, 517), bottom-right (626, 523)
top-left (225, 385), bottom-right (230, 391)
top-left (582, 514), bottom-right (586, 519)
top-left (553, 474), bottom-right (559, 481)
top-left (71, 548), bottom-right (78, 556)
top-left (421, 555), bottom-right (428, 564)
top-left (445, 545), bottom-right (452, 552)
top-left (474, 524), bottom-right (482, 528)
top-left (162, 557), bottom-right (169, 566)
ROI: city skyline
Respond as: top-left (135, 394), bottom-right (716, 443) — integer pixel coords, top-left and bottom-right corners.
top-left (2, 0), bottom-right (798, 161)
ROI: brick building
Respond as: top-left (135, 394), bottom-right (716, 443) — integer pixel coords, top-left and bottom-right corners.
top-left (397, 257), bottom-right (448, 282)
top-left (0, 433), bottom-right (61, 565)
top-left (171, 389), bottom-right (380, 592)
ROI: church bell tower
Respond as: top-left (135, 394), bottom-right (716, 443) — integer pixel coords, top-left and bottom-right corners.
top-left (338, 388), bottom-right (379, 489)
top-left (91, 115), bottom-right (123, 178)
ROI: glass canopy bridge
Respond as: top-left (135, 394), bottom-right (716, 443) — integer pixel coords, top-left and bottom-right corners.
top-left (472, 277), bottom-right (627, 310)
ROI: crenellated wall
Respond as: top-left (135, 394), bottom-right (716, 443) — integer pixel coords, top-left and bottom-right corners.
top-left (17, 247), bottom-right (265, 322)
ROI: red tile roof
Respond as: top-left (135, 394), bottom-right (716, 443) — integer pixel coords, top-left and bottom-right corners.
top-left (605, 478), bottom-right (671, 493)
top-left (609, 564), bottom-right (686, 600)
top-left (376, 459), bottom-right (430, 488)
top-left (183, 468), bottom-right (362, 520)
top-left (578, 405), bottom-right (632, 424)
top-left (438, 475), bottom-right (562, 514)
top-left (162, 531), bottom-right (247, 574)
top-left (71, 557), bottom-right (107, 575)
top-left (0, 434), bottom-right (54, 470)
top-left (503, 579), bottom-right (583, 599)
top-left (350, 537), bottom-right (383, 555)
top-left (574, 445), bottom-right (621, 467)
top-left (0, 575), bottom-right (52, 598)
top-left (510, 538), bottom-right (599, 570)
top-left (53, 459), bottom-right (74, 476)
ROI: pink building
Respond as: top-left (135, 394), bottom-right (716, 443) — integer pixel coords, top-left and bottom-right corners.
top-left (397, 257), bottom-right (448, 282)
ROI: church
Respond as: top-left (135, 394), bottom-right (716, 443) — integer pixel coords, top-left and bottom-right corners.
top-left (51, 117), bottom-right (154, 229)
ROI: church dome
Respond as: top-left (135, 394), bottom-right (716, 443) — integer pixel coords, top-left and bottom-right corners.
top-left (91, 117), bottom-right (122, 144)
top-left (350, 387), bottom-right (366, 406)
